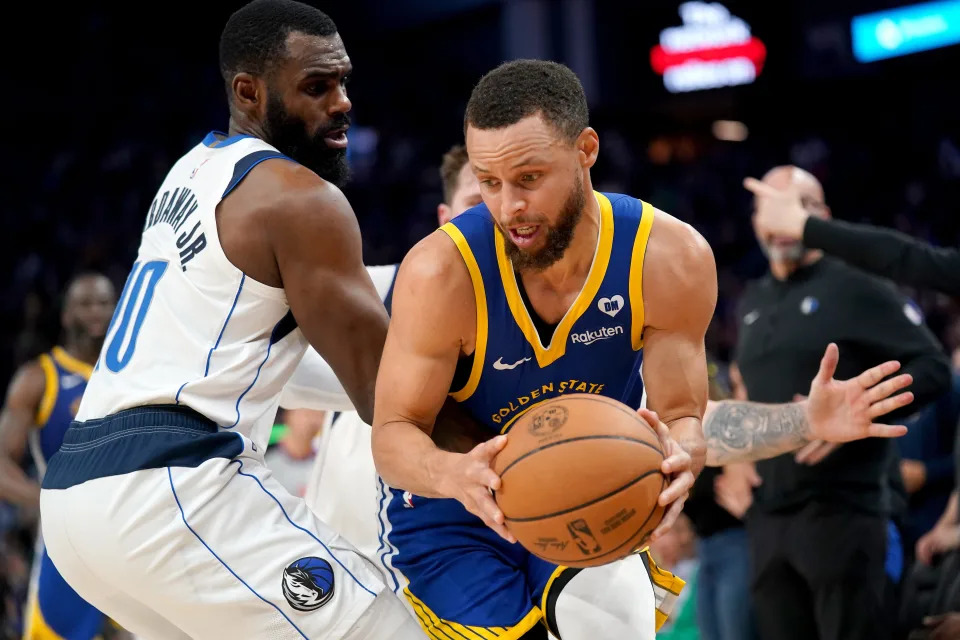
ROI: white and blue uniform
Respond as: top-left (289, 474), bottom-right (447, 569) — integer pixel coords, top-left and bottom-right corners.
top-left (38, 132), bottom-right (419, 640)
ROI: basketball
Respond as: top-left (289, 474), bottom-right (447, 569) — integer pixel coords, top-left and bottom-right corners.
top-left (492, 394), bottom-right (666, 568)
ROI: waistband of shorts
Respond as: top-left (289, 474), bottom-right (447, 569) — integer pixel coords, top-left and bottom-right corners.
top-left (42, 405), bottom-right (243, 490)
top-left (67, 404), bottom-right (218, 439)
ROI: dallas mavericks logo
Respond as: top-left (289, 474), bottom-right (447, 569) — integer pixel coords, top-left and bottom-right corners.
top-left (282, 557), bottom-right (335, 611)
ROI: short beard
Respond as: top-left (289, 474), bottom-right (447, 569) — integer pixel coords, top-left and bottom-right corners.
top-left (505, 174), bottom-right (585, 272)
top-left (761, 242), bottom-right (805, 264)
top-left (263, 92), bottom-right (351, 188)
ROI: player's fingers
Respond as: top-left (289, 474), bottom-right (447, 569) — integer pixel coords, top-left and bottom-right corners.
top-left (662, 446), bottom-right (691, 475)
top-left (866, 422), bottom-right (908, 439)
top-left (857, 359), bottom-right (902, 390)
top-left (868, 391), bottom-right (915, 419)
top-left (472, 434), bottom-right (507, 462)
top-left (658, 470), bottom-right (694, 506)
top-left (743, 177), bottom-right (779, 198)
top-left (813, 343), bottom-right (840, 385)
top-left (864, 373), bottom-right (912, 404)
top-left (473, 490), bottom-right (514, 543)
top-left (794, 439), bottom-right (823, 464)
top-left (469, 464), bottom-right (502, 491)
top-left (650, 495), bottom-right (686, 543)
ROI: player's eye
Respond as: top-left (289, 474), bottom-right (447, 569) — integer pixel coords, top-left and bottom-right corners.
top-left (481, 179), bottom-right (500, 188)
top-left (520, 174), bottom-right (540, 183)
top-left (341, 74), bottom-right (351, 86)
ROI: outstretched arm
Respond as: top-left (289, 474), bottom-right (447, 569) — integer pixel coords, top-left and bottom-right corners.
top-left (703, 344), bottom-right (914, 466)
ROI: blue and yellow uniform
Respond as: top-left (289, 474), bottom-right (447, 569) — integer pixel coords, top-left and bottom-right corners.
top-left (378, 192), bottom-right (683, 639)
top-left (25, 347), bottom-right (110, 640)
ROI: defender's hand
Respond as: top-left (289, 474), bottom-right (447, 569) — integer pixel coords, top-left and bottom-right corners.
top-left (433, 435), bottom-right (516, 543)
top-left (639, 409), bottom-right (695, 543)
top-left (805, 343), bottom-right (914, 442)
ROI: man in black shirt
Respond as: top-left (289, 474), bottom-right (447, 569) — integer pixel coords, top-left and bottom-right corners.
top-left (746, 175), bottom-right (960, 296)
top-left (736, 166), bottom-right (951, 640)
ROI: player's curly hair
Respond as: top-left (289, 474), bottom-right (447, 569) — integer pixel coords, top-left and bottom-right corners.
top-left (439, 145), bottom-right (470, 204)
top-left (219, 0), bottom-right (338, 92)
top-left (464, 60), bottom-right (589, 144)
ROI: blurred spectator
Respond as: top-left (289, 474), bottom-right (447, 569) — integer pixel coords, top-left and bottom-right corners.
top-left (898, 375), bottom-right (959, 554)
top-left (736, 166), bottom-right (950, 640)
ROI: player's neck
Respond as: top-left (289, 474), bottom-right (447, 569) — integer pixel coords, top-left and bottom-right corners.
top-left (62, 338), bottom-right (102, 366)
top-left (523, 194), bottom-right (602, 291)
top-left (228, 115), bottom-right (268, 142)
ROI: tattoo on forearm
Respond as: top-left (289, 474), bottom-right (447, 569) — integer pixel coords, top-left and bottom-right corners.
top-left (703, 402), bottom-right (811, 466)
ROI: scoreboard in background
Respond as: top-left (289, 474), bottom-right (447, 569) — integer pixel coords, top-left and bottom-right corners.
top-left (649, 2), bottom-right (767, 93)
top-left (852, 0), bottom-right (960, 62)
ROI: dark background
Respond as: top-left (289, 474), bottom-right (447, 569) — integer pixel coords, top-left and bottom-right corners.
top-left (4, 0), bottom-right (960, 377)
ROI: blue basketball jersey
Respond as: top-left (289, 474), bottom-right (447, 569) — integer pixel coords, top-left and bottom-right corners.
top-left (443, 191), bottom-right (653, 431)
top-left (378, 192), bottom-right (657, 619)
top-left (31, 346), bottom-right (92, 474)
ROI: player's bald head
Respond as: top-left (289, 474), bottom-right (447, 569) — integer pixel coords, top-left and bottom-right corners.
top-left (762, 166), bottom-right (825, 204)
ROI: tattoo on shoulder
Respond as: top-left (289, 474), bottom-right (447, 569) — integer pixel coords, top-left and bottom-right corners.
top-left (703, 401), bottom-right (810, 465)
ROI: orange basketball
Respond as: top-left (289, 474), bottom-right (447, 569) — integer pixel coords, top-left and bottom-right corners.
top-left (492, 394), bottom-right (665, 568)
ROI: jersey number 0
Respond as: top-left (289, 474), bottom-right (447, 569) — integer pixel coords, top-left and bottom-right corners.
top-left (103, 260), bottom-right (169, 373)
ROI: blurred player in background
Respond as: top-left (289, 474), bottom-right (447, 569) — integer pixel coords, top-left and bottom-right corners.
top-left (0, 273), bottom-right (118, 640)
top-left (37, 1), bottom-right (421, 638)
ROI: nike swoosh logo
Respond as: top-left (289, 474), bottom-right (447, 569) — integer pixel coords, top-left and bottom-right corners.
top-left (493, 357), bottom-right (532, 371)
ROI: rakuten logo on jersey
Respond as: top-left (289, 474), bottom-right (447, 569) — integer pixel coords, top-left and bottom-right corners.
top-left (570, 325), bottom-right (624, 346)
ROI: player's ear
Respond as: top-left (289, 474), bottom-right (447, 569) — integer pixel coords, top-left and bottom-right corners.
top-left (437, 203), bottom-right (452, 227)
top-left (231, 72), bottom-right (262, 115)
top-left (577, 127), bottom-right (599, 169)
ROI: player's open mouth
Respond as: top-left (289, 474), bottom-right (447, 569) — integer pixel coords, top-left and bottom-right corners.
top-left (323, 128), bottom-right (348, 149)
top-left (508, 225), bottom-right (542, 248)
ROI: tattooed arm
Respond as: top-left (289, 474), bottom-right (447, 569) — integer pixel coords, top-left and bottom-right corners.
top-left (702, 343), bottom-right (915, 467)
top-left (704, 401), bottom-right (809, 466)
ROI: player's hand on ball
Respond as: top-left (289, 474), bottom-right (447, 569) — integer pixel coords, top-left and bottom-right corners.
top-left (805, 343), bottom-right (914, 443)
top-left (638, 408), bottom-right (695, 543)
top-left (438, 435), bottom-right (516, 544)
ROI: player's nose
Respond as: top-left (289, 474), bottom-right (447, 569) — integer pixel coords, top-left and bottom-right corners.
top-left (499, 184), bottom-right (527, 220)
top-left (328, 84), bottom-right (351, 114)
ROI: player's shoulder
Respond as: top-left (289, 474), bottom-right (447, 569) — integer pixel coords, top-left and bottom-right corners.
top-left (645, 205), bottom-right (714, 272)
top-left (4, 357), bottom-right (47, 403)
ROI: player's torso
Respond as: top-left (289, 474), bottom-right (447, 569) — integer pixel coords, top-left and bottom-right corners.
top-left (31, 347), bottom-right (91, 475)
top-left (77, 133), bottom-right (308, 447)
top-left (379, 192), bottom-right (656, 577)
top-left (446, 191), bottom-right (654, 433)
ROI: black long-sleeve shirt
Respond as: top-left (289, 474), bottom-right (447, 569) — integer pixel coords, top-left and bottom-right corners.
top-left (736, 257), bottom-right (950, 515)
top-left (804, 217), bottom-right (960, 295)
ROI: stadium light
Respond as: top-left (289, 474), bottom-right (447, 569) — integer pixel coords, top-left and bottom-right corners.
top-left (852, 0), bottom-right (960, 62)
top-left (650, 2), bottom-right (767, 93)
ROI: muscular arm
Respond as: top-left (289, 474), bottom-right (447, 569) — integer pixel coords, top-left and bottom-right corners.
top-left (267, 171), bottom-right (389, 424)
top-left (702, 399), bottom-right (809, 466)
top-left (371, 232), bottom-right (477, 496)
top-left (0, 362), bottom-right (45, 508)
top-left (279, 265), bottom-right (400, 413)
top-left (641, 212), bottom-right (718, 475)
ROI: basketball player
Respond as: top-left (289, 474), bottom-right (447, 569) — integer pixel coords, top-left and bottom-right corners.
top-left (38, 1), bottom-right (421, 638)
top-left (372, 60), bottom-right (916, 639)
top-left (304, 143), bottom-right (481, 564)
top-left (0, 273), bottom-right (117, 640)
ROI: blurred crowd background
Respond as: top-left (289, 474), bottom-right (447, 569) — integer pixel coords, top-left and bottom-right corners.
top-left (3, 0), bottom-right (960, 638)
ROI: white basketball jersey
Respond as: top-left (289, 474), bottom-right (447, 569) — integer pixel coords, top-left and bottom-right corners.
top-left (78, 132), bottom-right (308, 449)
